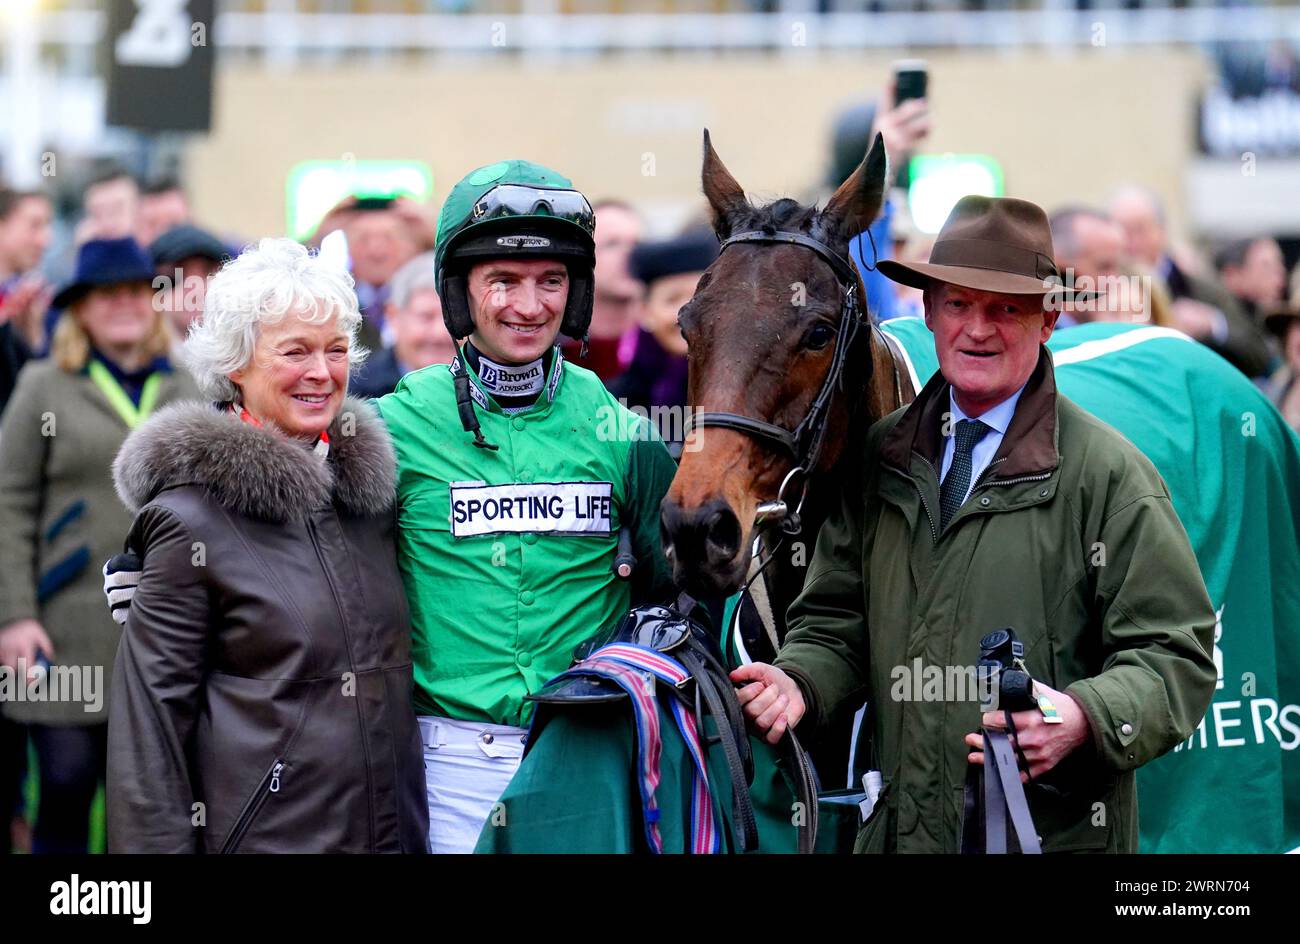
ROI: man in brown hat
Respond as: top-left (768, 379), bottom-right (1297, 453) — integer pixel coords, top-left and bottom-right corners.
top-left (733, 195), bottom-right (1217, 853)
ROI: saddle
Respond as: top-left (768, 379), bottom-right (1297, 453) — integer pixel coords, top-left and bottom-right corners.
top-left (528, 595), bottom-right (819, 854)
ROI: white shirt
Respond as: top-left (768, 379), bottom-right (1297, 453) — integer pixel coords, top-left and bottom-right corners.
top-left (939, 384), bottom-right (1026, 505)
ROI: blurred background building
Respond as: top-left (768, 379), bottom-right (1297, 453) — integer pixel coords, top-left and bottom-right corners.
top-left (2, 0), bottom-right (1298, 256)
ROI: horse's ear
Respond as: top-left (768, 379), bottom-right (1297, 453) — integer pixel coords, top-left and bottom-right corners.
top-left (701, 129), bottom-right (747, 240)
top-left (821, 132), bottom-right (889, 248)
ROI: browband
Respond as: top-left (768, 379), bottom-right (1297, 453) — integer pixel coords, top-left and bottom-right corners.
top-left (719, 229), bottom-right (862, 287)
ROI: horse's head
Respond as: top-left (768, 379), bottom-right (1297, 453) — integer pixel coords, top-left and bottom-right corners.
top-left (661, 129), bottom-right (888, 597)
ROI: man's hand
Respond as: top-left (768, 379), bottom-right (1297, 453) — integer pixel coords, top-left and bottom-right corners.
top-left (730, 663), bottom-right (806, 745)
top-left (0, 618), bottom-right (54, 680)
top-left (964, 682), bottom-right (1090, 781)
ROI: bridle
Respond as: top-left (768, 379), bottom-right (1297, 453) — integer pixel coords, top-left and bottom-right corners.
top-left (685, 228), bottom-right (876, 535)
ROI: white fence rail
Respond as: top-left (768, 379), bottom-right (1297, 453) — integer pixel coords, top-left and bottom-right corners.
top-left (27, 7), bottom-right (1300, 54)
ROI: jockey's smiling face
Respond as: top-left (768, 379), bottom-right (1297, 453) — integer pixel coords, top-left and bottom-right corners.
top-left (467, 258), bottom-right (569, 364)
top-left (924, 281), bottom-right (1058, 417)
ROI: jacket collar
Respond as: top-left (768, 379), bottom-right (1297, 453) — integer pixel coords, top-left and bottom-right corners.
top-left (113, 395), bottom-right (396, 522)
top-left (880, 345), bottom-right (1060, 481)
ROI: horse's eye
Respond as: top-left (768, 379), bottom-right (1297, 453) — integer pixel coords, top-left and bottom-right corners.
top-left (804, 322), bottom-right (835, 351)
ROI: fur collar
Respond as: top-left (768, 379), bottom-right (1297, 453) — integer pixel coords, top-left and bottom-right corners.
top-left (114, 397), bottom-right (396, 522)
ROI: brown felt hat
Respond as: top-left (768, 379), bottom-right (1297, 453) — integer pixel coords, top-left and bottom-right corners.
top-left (879, 195), bottom-right (1096, 302)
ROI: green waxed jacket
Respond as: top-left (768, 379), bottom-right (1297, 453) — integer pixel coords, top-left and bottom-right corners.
top-left (775, 347), bottom-right (1218, 853)
top-left (375, 351), bottom-right (677, 727)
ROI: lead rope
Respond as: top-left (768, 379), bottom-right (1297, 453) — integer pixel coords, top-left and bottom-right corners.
top-left (734, 532), bottom-right (821, 853)
top-left (739, 530), bottom-right (786, 657)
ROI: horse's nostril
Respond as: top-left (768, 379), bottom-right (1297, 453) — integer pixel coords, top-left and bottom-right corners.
top-left (704, 504), bottom-right (741, 561)
top-left (660, 498), bottom-right (742, 573)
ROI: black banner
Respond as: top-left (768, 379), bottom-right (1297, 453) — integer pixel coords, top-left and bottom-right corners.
top-left (1198, 40), bottom-right (1300, 157)
top-left (105, 0), bottom-right (216, 133)
top-left (0, 853), bottom-right (1288, 930)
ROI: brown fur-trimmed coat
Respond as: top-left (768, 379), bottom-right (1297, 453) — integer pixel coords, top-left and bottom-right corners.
top-left (107, 397), bottom-right (428, 853)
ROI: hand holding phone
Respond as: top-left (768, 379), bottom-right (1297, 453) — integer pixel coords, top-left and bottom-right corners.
top-left (872, 60), bottom-right (933, 180)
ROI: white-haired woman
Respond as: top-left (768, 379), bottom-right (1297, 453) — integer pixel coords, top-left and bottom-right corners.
top-left (105, 238), bottom-right (428, 853)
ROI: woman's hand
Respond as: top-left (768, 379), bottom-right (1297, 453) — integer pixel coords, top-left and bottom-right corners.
top-left (0, 618), bottom-right (54, 677)
top-left (730, 663), bottom-right (806, 745)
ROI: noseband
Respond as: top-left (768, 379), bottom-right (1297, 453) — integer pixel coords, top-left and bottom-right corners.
top-left (685, 228), bottom-right (875, 534)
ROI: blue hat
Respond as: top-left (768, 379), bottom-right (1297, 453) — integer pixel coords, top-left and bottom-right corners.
top-left (52, 237), bottom-right (156, 310)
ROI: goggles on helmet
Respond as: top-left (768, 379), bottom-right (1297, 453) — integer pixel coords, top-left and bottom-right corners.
top-left (468, 184), bottom-right (595, 238)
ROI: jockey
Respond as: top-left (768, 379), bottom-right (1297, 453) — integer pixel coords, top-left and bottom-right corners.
top-left (374, 160), bottom-right (677, 854)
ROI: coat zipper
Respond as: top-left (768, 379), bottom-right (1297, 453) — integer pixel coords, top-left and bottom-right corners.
top-left (891, 458), bottom-right (1052, 544)
top-left (887, 462), bottom-right (939, 544)
top-left (220, 759), bottom-right (284, 854)
top-left (969, 456), bottom-right (1008, 492)
top-left (916, 457), bottom-right (940, 543)
top-left (976, 470), bottom-right (1053, 490)
top-left (948, 469), bottom-right (1053, 536)
top-left (306, 514), bottom-right (377, 851)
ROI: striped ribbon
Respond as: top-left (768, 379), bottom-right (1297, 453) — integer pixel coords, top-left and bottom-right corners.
top-left (555, 643), bottom-right (720, 854)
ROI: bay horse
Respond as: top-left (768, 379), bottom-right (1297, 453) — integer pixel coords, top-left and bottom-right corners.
top-left (661, 130), bottom-right (915, 647)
